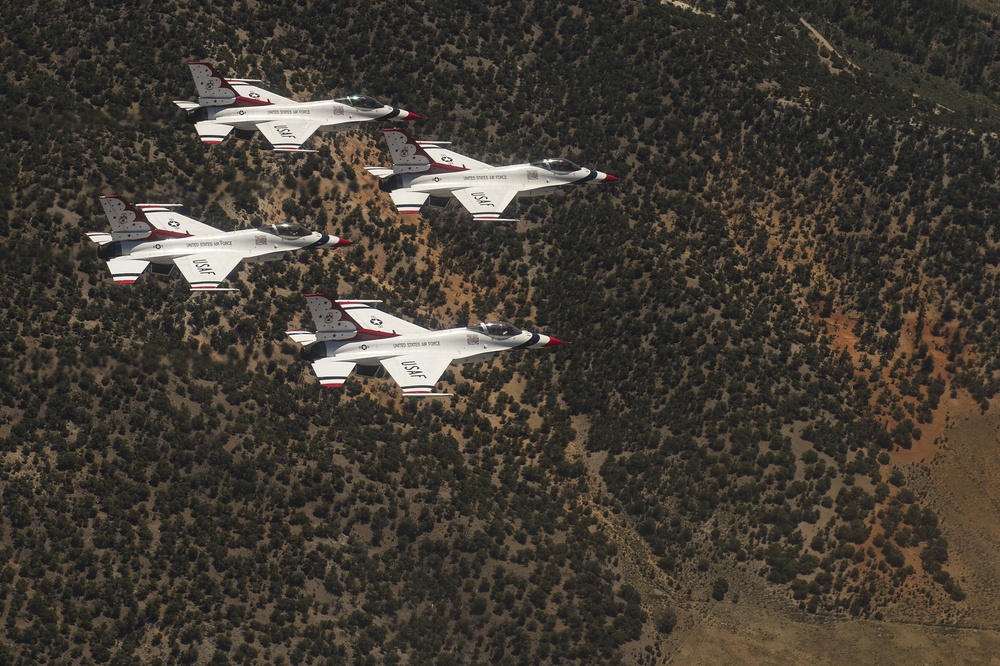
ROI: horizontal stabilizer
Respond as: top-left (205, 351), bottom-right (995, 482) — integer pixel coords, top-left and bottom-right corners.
top-left (194, 121), bottom-right (235, 145)
top-left (173, 100), bottom-right (200, 111)
top-left (311, 358), bottom-right (357, 388)
top-left (364, 166), bottom-right (394, 179)
top-left (106, 258), bottom-right (150, 284)
top-left (389, 190), bottom-right (430, 215)
top-left (86, 231), bottom-right (113, 245)
top-left (286, 330), bottom-right (318, 345)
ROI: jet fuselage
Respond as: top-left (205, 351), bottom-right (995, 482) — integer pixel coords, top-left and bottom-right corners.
top-left (307, 327), bottom-right (555, 368)
top-left (382, 163), bottom-right (601, 200)
top-left (200, 99), bottom-right (407, 135)
top-left (98, 228), bottom-right (336, 265)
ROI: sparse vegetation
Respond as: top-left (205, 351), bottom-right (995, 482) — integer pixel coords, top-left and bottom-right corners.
top-left (0, 0), bottom-right (997, 662)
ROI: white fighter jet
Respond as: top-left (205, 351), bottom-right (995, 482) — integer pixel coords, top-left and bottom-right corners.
top-left (86, 195), bottom-right (351, 291)
top-left (287, 295), bottom-right (564, 396)
top-left (173, 62), bottom-right (421, 152)
top-left (364, 128), bottom-right (618, 221)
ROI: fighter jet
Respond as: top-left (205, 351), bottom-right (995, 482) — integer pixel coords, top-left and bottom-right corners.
top-left (86, 195), bottom-right (350, 291)
top-left (287, 295), bottom-right (564, 396)
top-left (173, 62), bottom-right (421, 152)
top-left (364, 128), bottom-right (618, 221)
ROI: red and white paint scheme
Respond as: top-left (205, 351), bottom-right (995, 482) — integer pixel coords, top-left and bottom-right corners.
top-left (287, 295), bottom-right (564, 397)
top-left (86, 195), bottom-right (350, 291)
top-left (365, 128), bottom-right (618, 221)
top-left (173, 62), bottom-right (421, 152)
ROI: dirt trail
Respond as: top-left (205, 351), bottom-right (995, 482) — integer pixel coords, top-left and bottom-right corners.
top-left (564, 417), bottom-right (676, 603)
top-left (568, 406), bottom-right (1000, 664)
top-left (800, 18), bottom-right (858, 72)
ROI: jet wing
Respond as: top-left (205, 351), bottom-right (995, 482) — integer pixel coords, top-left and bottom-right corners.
top-left (422, 145), bottom-right (492, 170)
top-left (227, 80), bottom-right (295, 105)
top-left (137, 206), bottom-right (222, 237)
top-left (310, 358), bottom-right (357, 388)
top-left (451, 186), bottom-right (519, 221)
top-left (193, 121), bottom-right (235, 145)
top-left (173, 252), bottom-right (244, 291)
top-left (338, 301), bottom-right (430, 335)
top-left (256, 120), bottom-right (321, 152)
top-left (380, 354), bottom-right (454, 397)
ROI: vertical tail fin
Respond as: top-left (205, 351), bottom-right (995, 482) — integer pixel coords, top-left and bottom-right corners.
top-left (296, 295), bottom-right (407, 341)
top-left (98, 195), bottom-right (156, 241)
top-left (381, 128), bottom-right (468, 174)
top-left (97, 196), bottom-right (196, 241)
top-left (186, 62), bottom-right (241, 107)
top-left (300, 294), bottom-right (371, 341)
top-left (185, 62), bottom-right (289, 107)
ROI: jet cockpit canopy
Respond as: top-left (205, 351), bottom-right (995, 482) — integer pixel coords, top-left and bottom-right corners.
top-left (334, 94), bottom-right (383, 110)
top-left (472, 322), bottom-right (523, 339)
top-left (531, 158), bottom-right (581, 174)
top-left (262, 222), bottom-right (312, 238)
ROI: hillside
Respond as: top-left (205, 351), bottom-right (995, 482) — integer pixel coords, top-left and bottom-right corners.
top-left (3, 0), bottom-right (1000, 663)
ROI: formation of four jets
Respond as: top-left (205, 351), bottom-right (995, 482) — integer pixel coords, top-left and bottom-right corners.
top-left (88, 62), bottom-right (614, 396)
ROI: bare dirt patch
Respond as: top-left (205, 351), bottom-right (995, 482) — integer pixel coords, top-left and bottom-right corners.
top-left (670, 600), bottom-right (1000, 665)
top-left (914, 399), bottom-right (1000, 629)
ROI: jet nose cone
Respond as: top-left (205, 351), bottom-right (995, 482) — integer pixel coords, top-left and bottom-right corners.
top-left (574, 170), bottom-right (619, 185)
top-left (382, 108), bottom-right (423, 121)
top-left (534, 335), bottom-right (566, 348)
top-left (315, 234), bottom-right (352, 248)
